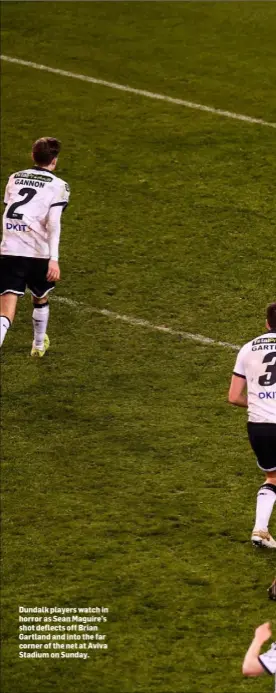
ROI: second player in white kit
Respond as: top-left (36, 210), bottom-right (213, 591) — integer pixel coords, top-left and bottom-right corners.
top-left (229, 303), bottom-right (276, 548)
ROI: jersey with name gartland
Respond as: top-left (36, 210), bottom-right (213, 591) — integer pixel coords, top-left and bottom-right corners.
top-left (2, 168), bottom-right (70, 259)
top-left (233, 332), bottom-right (276, 423)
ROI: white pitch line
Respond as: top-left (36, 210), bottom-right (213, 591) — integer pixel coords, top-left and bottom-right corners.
top-left (53, 295), bottom-right (240, 351)
top-left (1, 54), bottom-right (276, 129)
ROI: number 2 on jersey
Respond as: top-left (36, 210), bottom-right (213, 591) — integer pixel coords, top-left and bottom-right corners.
top-left (6, 188), bottom-right (37, 220)
top-left (258, 352), bottom-right (276, 387)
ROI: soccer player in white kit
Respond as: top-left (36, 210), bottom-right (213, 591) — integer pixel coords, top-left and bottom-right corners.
top-left (243, 622), bottom-right (276, 692)
top-left (228, 303), bottom-right (276, 548)
top-left (0, 137), bottom-right (70, 356)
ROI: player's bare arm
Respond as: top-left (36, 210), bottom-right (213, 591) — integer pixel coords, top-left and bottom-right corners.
top-left (243, 623), bottom-right (272, 677)
top-left (46, 196), bottom-right (66, 282)
top-left (228, 373), bottom-right (248, 407)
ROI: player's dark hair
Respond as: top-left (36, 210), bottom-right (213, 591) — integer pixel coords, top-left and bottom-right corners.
top-left (266, 302), bottom-right (276, 330)
top-left (32, 137), bottom-right (61, 166)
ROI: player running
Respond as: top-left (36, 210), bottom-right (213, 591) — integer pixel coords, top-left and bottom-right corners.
top-left (228, 303), bottom-right (276, 548)
top-left (0, 137), bottom-right (70, 356)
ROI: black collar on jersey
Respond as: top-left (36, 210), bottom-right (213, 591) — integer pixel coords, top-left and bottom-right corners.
top-left (32, 165), bottom-right (56, 175)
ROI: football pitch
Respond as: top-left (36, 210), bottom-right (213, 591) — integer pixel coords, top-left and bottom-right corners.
top-left (1, 2), bottom-right (276, 692)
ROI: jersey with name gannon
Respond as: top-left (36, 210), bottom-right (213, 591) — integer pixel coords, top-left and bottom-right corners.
top-left (233, 332), bottom-right (276, 423)
top-left (2, 168), bottom-right (70, 259)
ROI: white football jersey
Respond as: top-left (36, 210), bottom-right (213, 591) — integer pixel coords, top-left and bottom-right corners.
top-left (233, 332), bottom-right (276, 423)
top-left (2, 167), bottom-right (70, 259)
top-left (259, 641), bottom-right (276, 691)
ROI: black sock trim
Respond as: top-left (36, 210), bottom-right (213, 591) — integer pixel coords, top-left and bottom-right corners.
top-left (0, 315), bottom-right (11, 328)
top-left (260, 483), bottom-right (276, 494)
top-left (33, 302), bottom-right (49, 309)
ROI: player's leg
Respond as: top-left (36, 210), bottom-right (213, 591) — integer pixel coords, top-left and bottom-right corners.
top-left (0, 256), bottom-right (26, 347)
top-left (31, 296), bottom-right (50, 356)
top-left (249, 423), bottom-right (276, 548)
top-left (28, 258), bottom-right (55, 357)
top-left (0, 293), bottom-right (18, 346)
top-left (252, 473), bottom-right (276, 543)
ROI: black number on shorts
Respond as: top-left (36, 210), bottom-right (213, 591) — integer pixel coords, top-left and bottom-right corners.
top-left (258, 352), bottom-right (276, 387)
top-left (6, 188), bottom-right (37, 220)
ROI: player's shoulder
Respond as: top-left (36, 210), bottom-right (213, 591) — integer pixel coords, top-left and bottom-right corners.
top-left (51, 172), bottom-right (70, 193)
top-left (51, 175), bottom-right (70, 206)
top-left (5, 169), bottom-right (31, 188)
top-left (251, 332), bottom-right (276, 349)
top-left (45, 172), bottom-right (70, 206)
top-left (6, 169), bottom-right (24, 182)
top-left (236, 338), bottom-right (254, 358)
top-left (238, 332), bottom-right (276, 361)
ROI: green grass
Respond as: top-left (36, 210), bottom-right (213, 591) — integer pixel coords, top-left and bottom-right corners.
top-left (1, 3), bottom-right (276, 693)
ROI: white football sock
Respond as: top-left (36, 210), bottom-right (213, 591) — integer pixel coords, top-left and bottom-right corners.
top-left (253, 484), bottom-right (276, 533)
top-left (32, 303), bottom-right (49, 349)
top-left (0, 316), bottom-right (11, 347)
